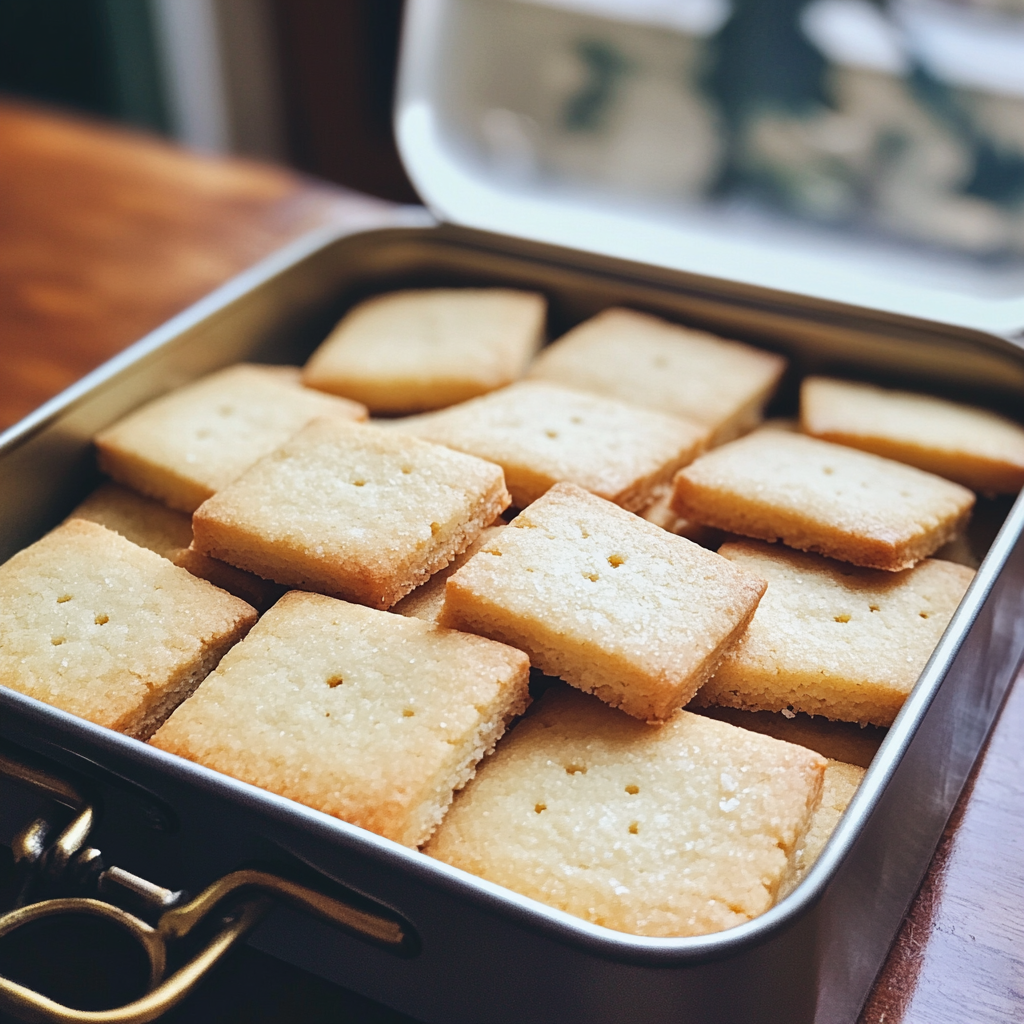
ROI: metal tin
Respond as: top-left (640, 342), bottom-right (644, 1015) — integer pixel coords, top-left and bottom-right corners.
top-left (1, 217), bottom-right (1023, 1023)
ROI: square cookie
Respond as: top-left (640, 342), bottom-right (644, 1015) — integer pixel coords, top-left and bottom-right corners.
top-left (425, 686), bottom-right (826, 937)
top-left (192, 418), bottom-right (510, 608)
top-left (672, 431), bottom-right (975, 570)
top-left (151, 591), bottom-right (531, 847)
top-left (440, 483), bottom-right (767, 722)
top-left (778, 759), bottom-right (865, 899)
top-left (638, 485), bottom-right (723, 547)
top-left (392, 380), bottom-right (709, 511)
top-left (801, 376), bottom-right (1024, 495)
top-left (95, 363), bottom-right (368, 513)
top-left (694, 541), bottom-right (975, 726)
top-left (0, 519), bottom-right (256, 738)
top-left (527, 308), bottom-right (786, 445)
top-left (302, 288), bottom-right (546, 414)
top-left (67, 481), bottom-right (193, 559)
top-left (392, 525), bottom-right (505, 624)
top-left (67, 482), bottom-right (284, 611)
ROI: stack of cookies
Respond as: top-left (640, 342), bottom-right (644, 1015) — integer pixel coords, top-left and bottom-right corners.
top-left (4, 287), bottom-right (1021, 941)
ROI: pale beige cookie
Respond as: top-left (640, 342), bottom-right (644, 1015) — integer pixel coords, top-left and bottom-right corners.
top-left (637, 486), bottom-right (722, 547)
top-left (693, 706), bottom-right (884, 769)
top-left (151, 591), bottom-right (531, 847)
top-left (66, 480), bottom-right (284, 611)
top-left (692, 541), bottom-right (975, 726)
top-left (67, 481), bottom-right (193, 559)
top-left (391, 381), bottom-right (709, 511)
top-left (169, 546), bottom-right (285, 613)
top-left (440, 483), bottom-right (767, 722)
top-left (392, 526), bottom-right (505, 624)
top-left (779, 760), bottom-right (865, 898)
top-left (425, 686), bottom-right (826, 938)
top-left (0, 519), bottom-right (256, 738)
top-left (303, 289), bottom-right (546, 414)
top-left (802, 377), bottom-right (1024, 495)
top-left (527, 308), bottom-right (786, 445)
top-left (192, 418), bottom-right (510, 609)
top-left (95, 364), bottom-right (368, 513)
top-left (672, 431), bottom-right (975, 571)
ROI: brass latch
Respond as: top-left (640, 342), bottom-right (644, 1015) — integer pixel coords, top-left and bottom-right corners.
top-left (0, 743), bottom-right (415, 1023)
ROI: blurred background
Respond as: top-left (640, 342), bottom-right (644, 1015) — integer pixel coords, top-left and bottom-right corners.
top-left (4, 0), bottom-right (1024, 263)
top-left (0, 0), bottom-right (418, 202)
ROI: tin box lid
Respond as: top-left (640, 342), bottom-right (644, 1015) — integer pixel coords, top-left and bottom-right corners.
top-left (396, 0), bottom-right (1024, 337)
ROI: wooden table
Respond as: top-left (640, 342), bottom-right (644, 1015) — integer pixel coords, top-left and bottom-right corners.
top-left (1, 99), bottom-right (1022, 1024)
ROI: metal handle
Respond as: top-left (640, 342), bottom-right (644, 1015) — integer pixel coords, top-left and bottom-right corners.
top-left (0, 742), bottom-right (415, 1022)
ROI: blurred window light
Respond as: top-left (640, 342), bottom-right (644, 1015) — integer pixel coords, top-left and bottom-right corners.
top-left (507, 0), bottom-right (732, 35)
top-left (151, 0), bottom-right (230, 153)
top-left (801, 0), bottom-right (909, 74)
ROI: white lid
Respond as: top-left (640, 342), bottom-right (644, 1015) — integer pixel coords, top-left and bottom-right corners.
top-left (396, 0), bottom-right (1024, 336)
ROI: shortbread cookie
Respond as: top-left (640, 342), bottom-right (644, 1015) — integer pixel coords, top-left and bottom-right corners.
top-left (392, 381), bottom-right (709, 511)
top-left (170, 546), bottom-right (285, 613)
top-left (392, 526), bottom-right (505, 623)
top-left (67, 482), bottom-right (193, 559)
top-left (693, 541), bottom-right (975, 726)
top-left (425, 686), bottom-right (826, 937)
top-left (779, 759), bottom-right (866, 898)
top-left (0, 519), bottom-right (256, 738)
top-left (67, 481), bottom-right (283, 610)
top-left (193, 419), bottom-right (510, 609)
top-left (440, 483), bottom-right (767, 721)
top-left (151, 591), bottom-right (531, 847)
top-left (527, 308), bottom-right (786, 445)
top-left (95, 364), bottom-right (368, 513)
top-left (802, 377), bottom-right (1024, 495)
top-left (303, 289), bottom-right (546, 414)
top-left (638, 486), bottom-right (722, 547)
top-left (694, 706), bottom-right (884, 769)
top-left (672, 432), bottom-right (975, 571)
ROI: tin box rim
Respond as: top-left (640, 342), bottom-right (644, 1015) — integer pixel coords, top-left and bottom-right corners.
top-left (2, 219), bottom-right (1022, 970)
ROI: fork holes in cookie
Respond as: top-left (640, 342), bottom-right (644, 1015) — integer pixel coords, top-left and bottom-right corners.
top-left (326, 675), bottom-right (344, 688)
top-left (625, 784), bottom-right (639, 795)
top-left (834, 614), bottom-right (851, 623)
top-left (628, 821), bottom-right (639, 835)
top-left (534, 803), bottom-right (547, 814)
top-left (94, 614), bottom-right (109, 626)
top-left (56, 594), bottom-right (72, 604)
top-left (607, 554), bottom-right (625, 568)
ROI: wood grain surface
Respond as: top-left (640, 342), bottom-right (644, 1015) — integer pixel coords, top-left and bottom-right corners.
top-left (0, 99), bottom-right (389, 431)
top-left (0, 99), bottom-right (1022, 1024)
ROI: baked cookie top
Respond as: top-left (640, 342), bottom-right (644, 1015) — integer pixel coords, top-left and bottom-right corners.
top-left (527, 308), bottom-right (786, 444)
top-left (441, 483), bottom-right (766, 722)
top-left (95, 363), bottom-right (368, 513)
top-left (192, 418), bottom-right (510, 608)
top-left (392, 380), bottom-right (709, 511)
top-left (151, 591), bottom-right (530, 847)
top-left (0, 518), bottom-right (255, 737)
top-left (694, 541), bottom-right (975, 726)
top-left (303, 288), bottom-right (546, 414)
top-left (801, 376), bottom-right (1024, 495)
top-left (426, 686), bottom-right (826, 937)
top-left (672, 431), bottom-right (975, 571)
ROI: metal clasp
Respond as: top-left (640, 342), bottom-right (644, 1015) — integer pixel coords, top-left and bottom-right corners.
top-left (0, 742), bottom-right (414, 1023)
